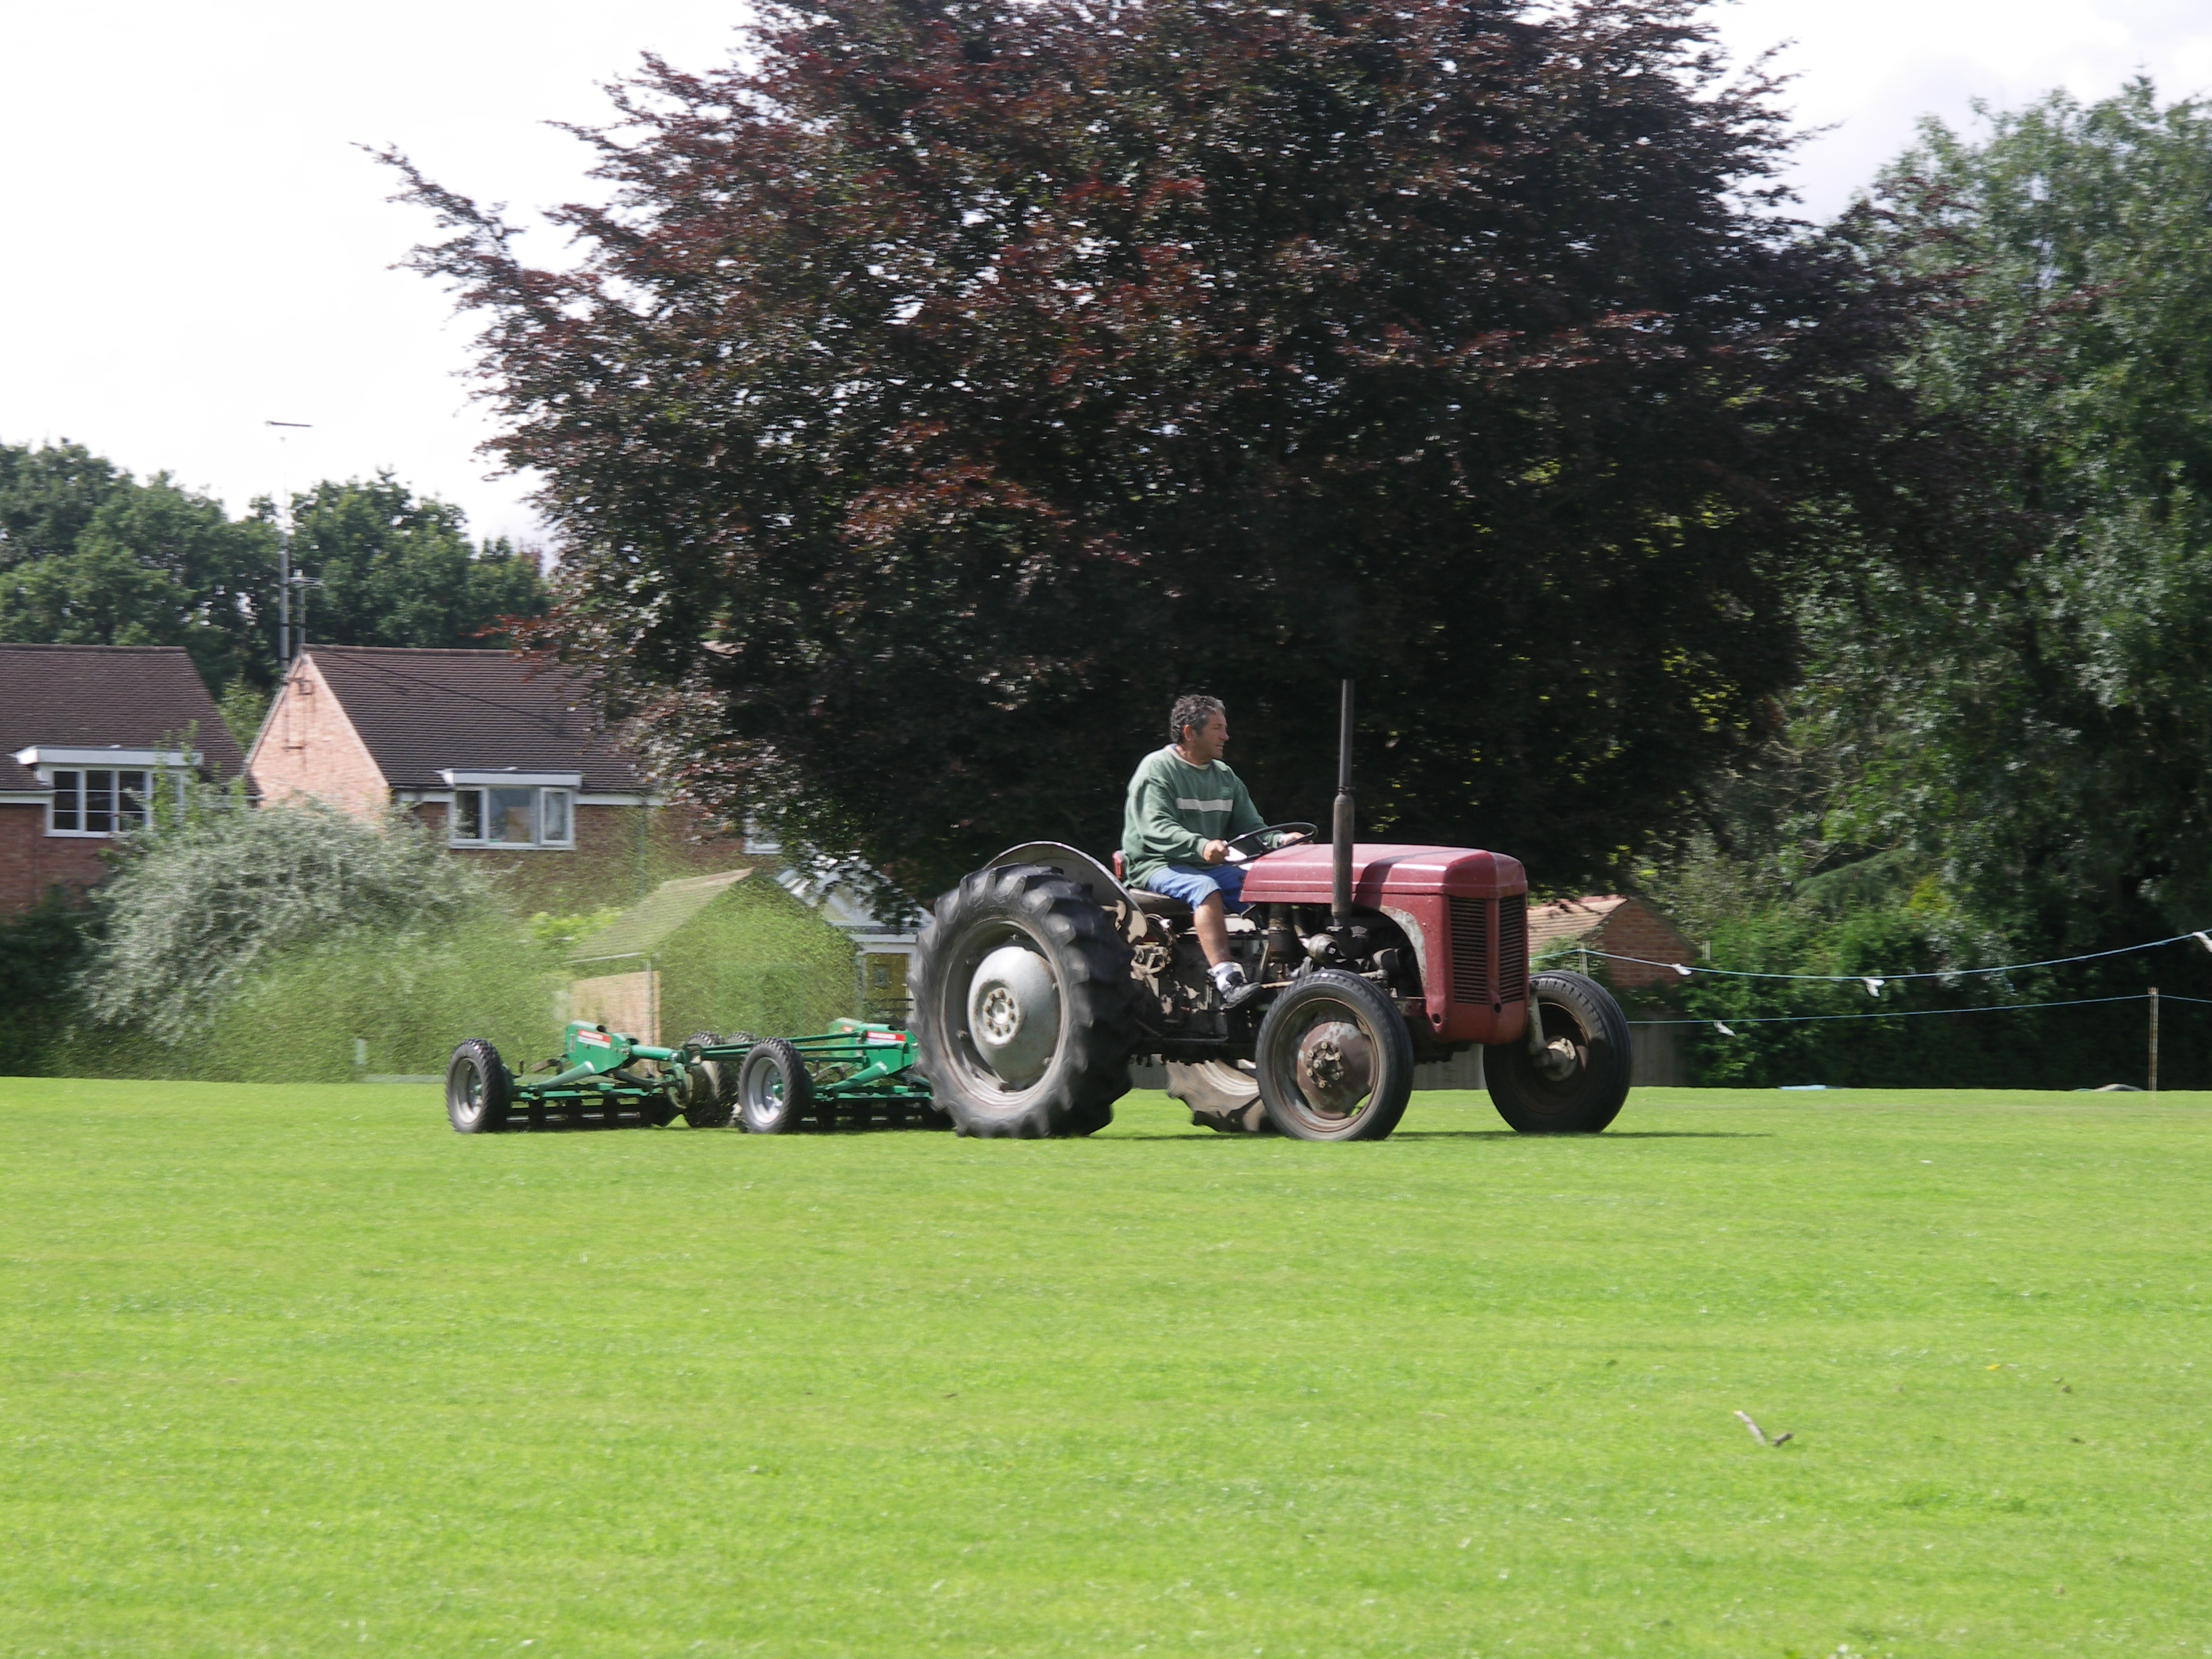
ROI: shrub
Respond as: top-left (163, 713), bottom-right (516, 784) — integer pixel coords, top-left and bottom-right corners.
top-left (79, 794), bottom-right (494, 1046)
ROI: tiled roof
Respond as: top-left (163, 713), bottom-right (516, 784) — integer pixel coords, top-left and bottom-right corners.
top-left (1528, 895), bottom-right (1633, 954)
top-left (0, 644), bottom-right (245, 792)
top-left (303, 647), bottom-right (649, 793)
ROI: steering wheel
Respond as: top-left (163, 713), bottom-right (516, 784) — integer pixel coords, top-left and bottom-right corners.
top-left (1221, 821), bottom-right (1318, 863)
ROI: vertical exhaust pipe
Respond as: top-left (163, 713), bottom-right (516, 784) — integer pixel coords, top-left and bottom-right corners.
top-left (1332, 678), bottom-right (1354, 927)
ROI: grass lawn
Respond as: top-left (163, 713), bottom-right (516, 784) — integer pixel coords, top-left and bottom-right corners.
top-left (2, 1080), bottom-right (2207, 1658)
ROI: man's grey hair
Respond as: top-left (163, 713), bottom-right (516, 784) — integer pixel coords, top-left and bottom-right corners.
top-left (1168, 694), bottom-right (1225, 745)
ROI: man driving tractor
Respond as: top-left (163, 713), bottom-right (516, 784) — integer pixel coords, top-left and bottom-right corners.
top-left (1122, 694), bottom-right (1306, 1010)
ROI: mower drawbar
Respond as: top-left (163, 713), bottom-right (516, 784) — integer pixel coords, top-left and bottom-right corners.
top-left (443, 1018), bottom-right (941, 1134)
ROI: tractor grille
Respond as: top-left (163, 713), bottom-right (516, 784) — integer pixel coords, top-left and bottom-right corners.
top-left (1449, 899), bottom-right (1489, 1004)
top-left (1497, 894), bottom-right (1528, 1003)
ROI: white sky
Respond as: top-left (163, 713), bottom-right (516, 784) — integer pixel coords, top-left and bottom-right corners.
top-left (3, 1), bottom-right (2209, 552)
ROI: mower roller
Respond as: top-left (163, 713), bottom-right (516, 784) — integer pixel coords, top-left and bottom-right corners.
top-left (444, 1017), bottom-right (940, 1134)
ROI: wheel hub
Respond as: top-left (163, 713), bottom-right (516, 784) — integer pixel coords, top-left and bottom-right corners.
top-left (1536, 1036), bottom-right (1581, 1082)
top-left (966, 943), bottom-right (1062, 1088)
top-left (979, 985), bottom-right (1020, 1042)
top-left (1294, 1018), bottom-right (1372, 1115)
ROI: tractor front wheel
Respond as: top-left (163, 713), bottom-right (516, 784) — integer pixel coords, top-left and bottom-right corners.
top-left (1482, 970), bottom-right (1632, 1133)
top-left (738, 1039), bottom-right (815, 1134)
top-left (1253, 971), bottom-right (1414, 1141)
top-left (912, 863), bottom-right (1134, 1137)
top-left (445, 1040), bottom-right (512, 1134)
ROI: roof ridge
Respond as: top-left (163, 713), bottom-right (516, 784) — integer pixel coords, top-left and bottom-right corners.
top-left (306, 644), bottom-right (516, 657)
top-left (0, 642), bottom-right (194, 655)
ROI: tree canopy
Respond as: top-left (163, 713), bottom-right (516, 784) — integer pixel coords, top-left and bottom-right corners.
top-left (392, 0), bottom-right (1972, 898)
top-left (0, 445), bottom-right (549, 696)
top-left (287, 472), bottom-right (549, 652)
top-left (0, 442), bottom-right (277, 694)
top-left (1807, 82), bottom-right (2212, 948)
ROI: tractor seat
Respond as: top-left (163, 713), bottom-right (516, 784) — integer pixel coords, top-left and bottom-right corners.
top-left (1110, 849), bottom-right (1192, 919)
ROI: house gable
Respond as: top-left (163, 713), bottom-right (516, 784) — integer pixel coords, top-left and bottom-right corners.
top-left (302, 647), bottom-right (646, 796)
top-left (246, 655), bottom-right (389, 818)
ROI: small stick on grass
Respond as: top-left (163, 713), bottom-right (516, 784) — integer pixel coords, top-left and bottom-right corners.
top-left (1735, 1410), bottom-right (1793, 1446)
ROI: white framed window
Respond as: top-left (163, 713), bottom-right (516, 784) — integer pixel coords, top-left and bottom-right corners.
top-left (14, 747), bottom-right (197, 838)
top-left (49, 767), bottom-right (151, 836)
top-left (449, 785), bottom-right (575, 850)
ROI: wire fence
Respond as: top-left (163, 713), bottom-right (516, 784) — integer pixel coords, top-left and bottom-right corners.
top-left (1624, 992), bottom-right (2156, 1030)
top-left (1536, 927), bottom-right (2212, 989)
top-left (1534, 926), bottom-right (2212, 1087)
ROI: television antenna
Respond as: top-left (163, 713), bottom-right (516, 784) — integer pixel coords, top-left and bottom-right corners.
top-left (265, 421), bottom-right (313, 670)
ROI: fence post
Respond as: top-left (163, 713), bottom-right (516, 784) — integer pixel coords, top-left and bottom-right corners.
top-left (2148, 986), bottom-right (2159, 1093)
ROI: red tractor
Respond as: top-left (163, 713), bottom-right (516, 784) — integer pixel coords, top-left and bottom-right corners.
top-left (909, 683), bottom-right (1633, 1140)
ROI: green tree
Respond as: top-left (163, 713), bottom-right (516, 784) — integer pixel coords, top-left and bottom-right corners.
top-left (0, 441), bottom-right (134, 563)
top-left (285, 472), bottom-right (548, 649)
top-left (1816, 83), bottom-right (2212, 950)
top-left (390, 0), bottom-right (1973, 899)
top-left (0, 443), bottom-right (279, 692)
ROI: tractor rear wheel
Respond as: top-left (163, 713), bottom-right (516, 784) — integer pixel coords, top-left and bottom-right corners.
top-left (738, 1039), bottom-right (815, 1134)
top-left (1483, 970), bottom-right (1632, 1133)
top-left (912, 863), bottom-right (1134, 1137)
top-left (1253, 970), bottom-right (1414, 1141)
top-left (445, 1040), bottom-right (512, 1134)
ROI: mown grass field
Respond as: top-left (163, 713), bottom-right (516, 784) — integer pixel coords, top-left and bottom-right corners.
top-left (3, 1080), bottom-right (2207, 1658)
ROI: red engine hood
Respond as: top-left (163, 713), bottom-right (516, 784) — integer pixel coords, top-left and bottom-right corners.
top-left (1237, 842), bottom-right (1527, 905)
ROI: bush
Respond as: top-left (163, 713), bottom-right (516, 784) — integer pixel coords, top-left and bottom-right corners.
top-left (0, 892), bottom-right (95, 1076)
top-left (77, 793), bottom-right (498, 1047)
top-left (1643, 848), bottom-right (2207, 1089)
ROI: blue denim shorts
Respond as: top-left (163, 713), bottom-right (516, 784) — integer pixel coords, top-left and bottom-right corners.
top-left (1144, 861), bottom-right (1248, 911)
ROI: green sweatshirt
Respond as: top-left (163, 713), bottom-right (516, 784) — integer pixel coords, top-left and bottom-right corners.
top-left (1121, 745), bottom-right (1267, 885)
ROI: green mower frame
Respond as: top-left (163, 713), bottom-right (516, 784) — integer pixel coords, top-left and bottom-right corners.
top-left (445, 1018), bottom-right (939, 1134)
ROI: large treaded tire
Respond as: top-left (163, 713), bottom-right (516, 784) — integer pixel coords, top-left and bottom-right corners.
top-left (1483, 970), bottom-right (1632, 1134)
top-left (738, 1039), bottom-right (814, 1134)
top-left (912, 863), bottom-right (1135, 1137)
top-left (445, 1040), bottom-right (512, 1134)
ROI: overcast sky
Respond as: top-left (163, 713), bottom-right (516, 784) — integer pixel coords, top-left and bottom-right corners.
top-left (3, 1), bottom-right (2209, 550)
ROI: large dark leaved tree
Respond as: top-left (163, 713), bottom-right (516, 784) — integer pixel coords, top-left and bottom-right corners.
top-left (391, 0), bottom-right (1968, 898)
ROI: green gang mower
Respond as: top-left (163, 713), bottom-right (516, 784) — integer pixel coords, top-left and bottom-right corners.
top-left (445, 1018), bottom-right (941, 1134)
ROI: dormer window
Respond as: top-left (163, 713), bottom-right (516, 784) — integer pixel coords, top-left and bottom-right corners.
top-left (440, 770), bottom-right (580, 850)
top-left (13, 747), bottom-right (197, 838)
top-left (53, 768), bottom-right (148, 835)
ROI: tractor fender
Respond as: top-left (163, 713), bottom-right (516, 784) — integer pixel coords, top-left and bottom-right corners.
top-left (982, 842), bottom-right (1134, 910)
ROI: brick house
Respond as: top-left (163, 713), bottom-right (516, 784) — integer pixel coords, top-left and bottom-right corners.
top-left (0, 643), bottom-right (247, 916)
top-left (1529, 894), bottom-right (1696, 988)
top-left (246, 646), bottom-right (733, 908)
